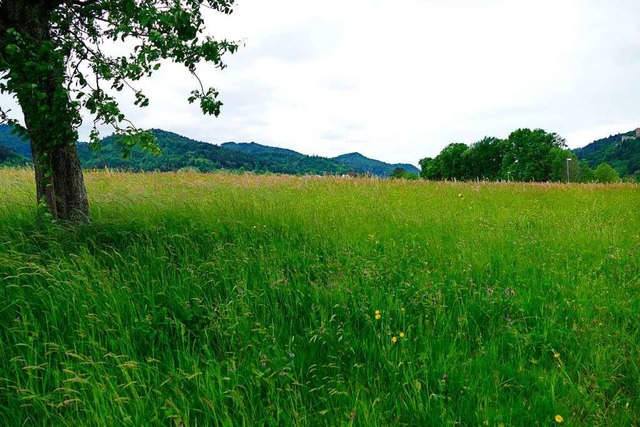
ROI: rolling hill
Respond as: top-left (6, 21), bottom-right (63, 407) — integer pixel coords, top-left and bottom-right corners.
top-left (76, 129), bottom-right (263, 172)
top-left (333, 152), bottom-right (421, 177)
top-left (220, 141), bottom-right (351, 175)
top-left (0, 125), bottom-right (414, 177)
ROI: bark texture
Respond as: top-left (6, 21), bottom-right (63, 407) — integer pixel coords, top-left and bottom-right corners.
top-left (28, 124), bottom-right (90, 223)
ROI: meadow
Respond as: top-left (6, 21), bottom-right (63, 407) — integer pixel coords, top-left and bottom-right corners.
top-left (0, 168), bottom-right (638, 426)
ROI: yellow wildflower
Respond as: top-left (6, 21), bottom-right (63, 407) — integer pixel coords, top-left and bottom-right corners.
top-left (399, 332), bottom-right (405, 338)
top-left (555, 414), bottom-right (564, 423)
top-left (375, 309), bottom-right (380, 315)
top-left (375, 314), bottom-right (381, 320)
top-left (391, 336), bottom-right (397, 343)
top-left (554, 352), bottom-right (560, 360)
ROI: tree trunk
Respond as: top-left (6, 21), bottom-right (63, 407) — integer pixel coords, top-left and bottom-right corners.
top-left (29, 133), bottom-right (90, 223)
top-left (1, 0), bottom-right (90, 223)
top-left (21, 91), bottom-right (90, 223)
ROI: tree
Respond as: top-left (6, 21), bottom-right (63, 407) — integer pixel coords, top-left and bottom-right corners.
top-left (501, 128), bottom-right (565, 182)
top-left (419, 156), bottom-right (441, 180)
top-left (549, 148), bottom-right (578, 182)
top-left (577, 159), bottom-right (595, 183)
top-left (594, 162), bottom-right (620, 183)
top-left (390, 167), bottom-right (418, 180)
top-left (390, 167), bottom-right (406, 178)
top-left (0, 0), bottom-right (239, 222)
top-left (463, 136), bottom-right (505, 181)
top-left (437, 142), bottom-right (468, 180)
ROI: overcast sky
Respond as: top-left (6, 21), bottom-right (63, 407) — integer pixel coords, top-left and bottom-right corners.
top-left (3, 0), bottom-right (640, 165)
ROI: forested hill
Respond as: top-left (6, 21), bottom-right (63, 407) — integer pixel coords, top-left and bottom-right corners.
top-left (220, 141), bottom-right (352, 175)
top-left (0, 125), bottom-right (411, 176)
top-left (573, 131), bottom-right (640, 177)
top-left (77, 129), bottom-right (356, 175)
top-left (76, 129), bottom-right (261, 172)
top-left (0, 124), bottom-right (32, 158)
top-left (333, 152), bottom-right (421, 176)
top-left (221, 141), bottom-right (303, 157)
top-left (0, 144), bottom-right (29, 167)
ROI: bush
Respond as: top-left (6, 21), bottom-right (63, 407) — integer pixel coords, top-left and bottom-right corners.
top-left (594, 163), bottom-right (620, 183)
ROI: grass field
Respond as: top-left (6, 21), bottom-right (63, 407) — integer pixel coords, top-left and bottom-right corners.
top-left (1, 168), bottom-right (639, 426)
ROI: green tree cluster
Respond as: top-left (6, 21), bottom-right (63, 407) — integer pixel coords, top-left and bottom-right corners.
top-left (420, 128), bottom-right (602, 182)
top-left (390, 167), bottom-right (419, 180)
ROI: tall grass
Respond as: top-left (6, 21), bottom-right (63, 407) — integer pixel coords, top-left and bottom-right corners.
top-left (1, 168), bottom-right (639, 426)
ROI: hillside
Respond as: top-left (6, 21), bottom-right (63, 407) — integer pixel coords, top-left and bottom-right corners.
top-left (222, 141), bottom-right (303, 157)
top-left (221, 141), bottom-right (351, 175)
top-left (0, 144), bottom-right (29, 167)
top-left (0, 125), bottom-right (346, 174)
top-left (80, 131), bottom-right (357, 175)
top-left (77, 129), bottom-right (264, 172)
top-left (0, 124), bottom-right (416, 177)
top-left (333, 152), bottom-right (420, 177)
top-left (0, 125), bottom-right (32, 158)
top-left (574, 130), bottom-right (640, 177)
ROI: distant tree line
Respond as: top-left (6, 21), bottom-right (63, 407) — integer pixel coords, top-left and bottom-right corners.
top-left (420, 128), bottom-right (620, 183)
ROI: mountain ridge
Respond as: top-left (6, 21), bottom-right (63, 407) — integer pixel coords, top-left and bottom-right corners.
top-left (222, 141), bottom-right (420, 176)
top-left (0, 125), bottom-right (413, 177)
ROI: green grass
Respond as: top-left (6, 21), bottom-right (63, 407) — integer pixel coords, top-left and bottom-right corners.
top-left (1, 168), bottom-right (639, 426)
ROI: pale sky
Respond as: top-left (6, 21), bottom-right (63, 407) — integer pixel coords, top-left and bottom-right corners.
top-left (3, 0), bottom-right (640, 165)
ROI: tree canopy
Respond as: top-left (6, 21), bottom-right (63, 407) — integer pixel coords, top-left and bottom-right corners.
top-left (594, 163), bottom-right (620, 183)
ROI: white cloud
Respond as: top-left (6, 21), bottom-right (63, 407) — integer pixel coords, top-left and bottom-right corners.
top-left (2, 0), bottom-right (640, 165)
